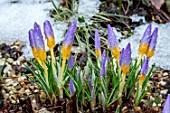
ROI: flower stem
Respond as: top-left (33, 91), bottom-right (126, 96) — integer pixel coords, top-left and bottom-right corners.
top-left (118, 73), bottom-right (126, 98)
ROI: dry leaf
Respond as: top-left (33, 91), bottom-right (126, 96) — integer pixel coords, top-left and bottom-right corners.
top-left (150, 0), bottom-right (164, 10)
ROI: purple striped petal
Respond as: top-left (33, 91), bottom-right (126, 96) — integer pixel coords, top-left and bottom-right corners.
top-left (28, 29), bottom-right (36, 48)
top-left (120, 48), bottom-right (124, 67)
top-left (149, 27), bottom-right (158, 50)
top-left (43, 20), bottom-right (54, 38)
top-left (68, 55), bottom-right (74, 69)
top-left (141, 24), bottom-right (152, 45)
top-left (123, 43), bottom-right (131, 66)
top-left (163, 94), bottom-right (170, 113)
top-left (140, 57), bottom-right (149, 75)
top-left (64, 20), bottom-right (77, 47)
top-left (100, 50), bottom-right (107, 79)
top-left (108, 24), bottom-right (118, 49)
top-left (69, 78), bottom-right (75, 96)
top-left (95, 29), bottom-right (101, 50)
top-left (34, 22), bottom-right (45, 49)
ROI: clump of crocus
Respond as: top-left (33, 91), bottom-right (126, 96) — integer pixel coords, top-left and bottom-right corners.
top-left (29, 22), bottom-right (48, 85)
top-left (60, 20), bottom-right (77, 97)
top-left (119, 43), bottom-right (131, 97)
top-left (95, 29), bottom-right (101, 60)
top-left (146, 28), bottom-right (158, 58)
top-left (163, 94), bottom-right (170, 113)
top-left (108, 24), bottom-right (120, 61)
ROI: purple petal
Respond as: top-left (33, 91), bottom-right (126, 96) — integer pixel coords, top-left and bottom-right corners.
top-left (64, 20), bottom-right (77, 46)
top-left (123, 43), bottom-right (131, 66)
top-left (100, 50), bottom-right (107, 79)
top-left (34, 22), bottom-right (45, 49)
top-left (141, 24), bottom-right (152, 45)
top-left (120, 48), bottom-right (124, 67)
top-left (163, 94), bottom-right (170, 113)
top-left (95, 29), bottom-right (101, 50)
top-left (149, 27), bottom-right (158, 50)
top-left (43, 20), bottom-right (54, 38)
top-left (69, 78), bottom-right (75, 96)
top-left (68, 55), bottom-right (74, 69)
top-left (140, 57), bottom-right (149, 75)
top-left (107, 24), bottom-right (118, 49)
top-left (28, 29), bottom-right (36, 48)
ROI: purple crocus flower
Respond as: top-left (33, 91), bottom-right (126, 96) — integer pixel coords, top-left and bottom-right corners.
top-left (43, 20), bottom-right (54, 39)
top-left (33, 22), bottom-right (45, 49)
top-left (149, 27), bottom-right (158, 50)
top-left (140, 58), bottom-right (149, 75)
top-left (107, 24), bottom-right (119, 49)
top-left (63, 20), bottom-right (77, 47)
top-left (68, 55), bottom-right (74, 69)
top-left (163, 94), bottom-right (170, 113)
top-left (95, 29), bottom-right (101, 50)
top-left (141, 24), bottom-right (152, 45)
top-left (69, 78), bottom-right (75, 96)
top-left (100, 50), bottom-right (107, 79)
top-left (120, 43), bottom-right (131, 74)
top-left (123, 43), bottom-right (131, 67)
top-left (28, 29), bottom-right (36, 48)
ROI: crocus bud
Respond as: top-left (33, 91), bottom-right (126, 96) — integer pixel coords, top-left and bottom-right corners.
top-left (108, 24), bottom-right (120, 60)
top-left (44, 20), bottom-right (55, 49)
top-left (120, 43), bottom-right (131, 75)
top-left (95, 29), bottom-right (101, 59)
top-left (146, 27), bottom-right (158, 58)
top-left (163, 94), bottom-right (170, 113)
top-left (29, 29), bottom-right (37, 58)
top-left (139, 58), bottom-right (149, 86)
top-left (34, 22), bottom-right (46, 62)
top-left (69, 78), bottom-right (75, 96)
top-left (100, 50), bottom-right (107, 79)
top-left (68, 55), bottom-right (74, 70)
top-left (62, 20), bottom-right (77, 60)
top-left (138, 24), bottom-right (151, 56)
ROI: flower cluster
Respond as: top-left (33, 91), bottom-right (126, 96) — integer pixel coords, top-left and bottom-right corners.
top-left (28, 21), bottom-right (158, 112)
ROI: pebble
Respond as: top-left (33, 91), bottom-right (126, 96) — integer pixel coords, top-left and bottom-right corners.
top-left (159, 81), bottom-right (166, 86)
top-left (40, 92), bottom-right (46, 99)
top-left (163, 72), bottom-right (168, 76)
top-left (25, 89), bottom-right (31, 95)
top-left (19, 88), bottom-right (25, 95)
top-left (3, 64), bottom-right (12, 73)
top-left (160, 89), bottom-right (168, 95)
top-left (152, 102), bottom-right (157, 107)
top-left (7, 58), bottom-right (14, 64)
top-left (0, 59), bottom-right (5, 65)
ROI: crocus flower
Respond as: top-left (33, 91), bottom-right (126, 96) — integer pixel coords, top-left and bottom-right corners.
top-left (108, 24), bottom-right (120, 60)
top-left (61, 20), bottom-right (77, 60)
top-left (68, 55), bottom-right (74, 69)
top-left (146, 27), bottom-right (158, 58)
top-left (33, 22), bottom-right (46, 62)
top-left (138, 24), bottom-right (152, 56)
top-left (163, 94), bottom-right (170, 113)
top-left (120, 43), bottom-right (131, 75)
top-left (95, 29), bottom-right (101, 59)
top-left (43, 20), bottom-right (55, 49)
top-left (100, 50), bottom-right (107, 79)
top-left (139, 57), bottom-right (149, 86)
top-left (69, 78), bottom-right (75, 96)
top-left (29, 29), bottom-right (37, 57)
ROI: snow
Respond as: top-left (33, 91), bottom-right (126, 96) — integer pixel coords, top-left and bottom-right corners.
top-left (0, 0), bottom-right (169, 69)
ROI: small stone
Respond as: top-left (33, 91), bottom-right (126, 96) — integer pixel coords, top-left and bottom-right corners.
top-left (29, 86), bottom-right (34, 90)
top-left (40, 92), bottom-right (46, 99)
top-left (12, 60), bottom-right (20, 65)
top-left (0, 59), bottom-right (5, 65)
top-left (7, 58), bottom-right (14, 64)
top-left (9, 90), bottom-right (14, 95)
top-left (163, 72), bottom-right (168, 76)
top-left (4, 94), bottom-right (9, 99)
top-left (18, 76), bottom-right (27, 82)
top-left (159, 81), bottom-right (166, 86)
top-left (25, 89), bottom-right (31, 95)
top-left (134, 106), bottom-right (141, 112)
top-left (11, 99), bottom-right (16, 104)
top-left (154, 106), bottom-right (159, 112)
top-left (3, 64), bottom-right (12, 73)
top-left (160, 89), bottom-right (168, 95)
top-left (19, 88), bottom-right (25, 95)
top-left (34, 89), bottom-right (39, 93)
top-left (152, 102), bottom-right (157, 107)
